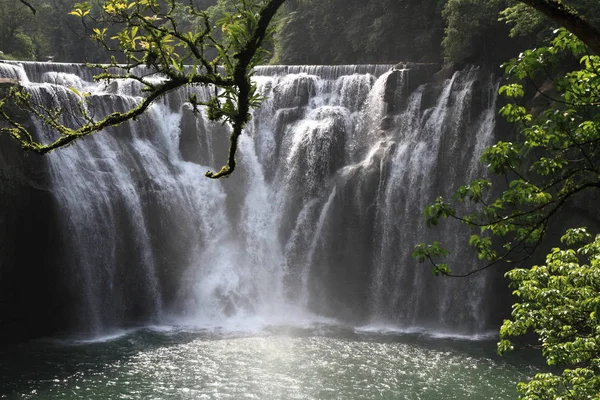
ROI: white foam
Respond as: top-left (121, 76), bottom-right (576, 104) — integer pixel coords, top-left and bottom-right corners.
top-left (355, 323), bottom-right (497, 341)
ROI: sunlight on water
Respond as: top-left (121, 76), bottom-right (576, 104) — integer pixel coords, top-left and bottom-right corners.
top-left (0, 326), bottom-right (536, 400)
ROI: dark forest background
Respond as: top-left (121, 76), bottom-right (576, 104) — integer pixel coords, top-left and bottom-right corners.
top-left (1, 0), bottom-right (599, 65)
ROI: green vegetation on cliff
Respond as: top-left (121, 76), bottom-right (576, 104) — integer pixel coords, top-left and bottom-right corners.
top-left (416, 4), bottom-right (600, 396)
top-left (272, 0), bottom-right (445, 64)
top-left (0, 0), bottom-right (108, 61)
top-left (441, 0), bottom-right (600, 63)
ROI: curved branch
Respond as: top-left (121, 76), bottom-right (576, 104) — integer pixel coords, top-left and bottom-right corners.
top-left (205, 0), bottom-right (286, 179)
top-left (517, 0), bottom-right (600, 54)
top-left (1, 0), bottom-right (285, 180)
top-left (1, 74), bottom-right (234, 153)
top-left (19, 0), bottom-right (35, 14)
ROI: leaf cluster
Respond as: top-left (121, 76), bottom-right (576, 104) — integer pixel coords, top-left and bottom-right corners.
top-left (415, 29), bottom-right (600, 278)
top-left (498, 228), bottom-right (600, 399)
top-left (441, 0), bottom-right (600, 63)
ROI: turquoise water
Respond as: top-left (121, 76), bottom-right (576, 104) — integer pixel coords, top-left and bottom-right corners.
top-left (0, 325), bottom-right (538, 399)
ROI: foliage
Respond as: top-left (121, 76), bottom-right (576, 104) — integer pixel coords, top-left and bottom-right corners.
top-left (0, 0), bottom-right (40, 58)
top-left (441, 0), bottom-right (600, 63)
top-left (272, 0), bottom-right (445, 64)
top-left (12, 33), bottom-right (36, 60)
top-left (499, 3), bottom-right (547, 38)
top-left (498, 228), bottom-right (600, 399)
top-left (415, 28), bottom-right (600, 277)
top-left (0, 0), bottom-right (108, 62)
top-left (0, 0), bottom-right (285, 178)
top-left (0, 53), bottom-right (18, 61)
top-left (415, 23), bottom-right (600, 399)
top-left (441, 0), bottom-right (506, 62)
top-left (497, 0), bottom-right (600, 41)
top-left (2, 0), bottom-right (599, 64)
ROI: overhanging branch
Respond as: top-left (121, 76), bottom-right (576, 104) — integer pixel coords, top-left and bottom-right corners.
top-left (204, 0), bottom-right (286, 179)
top-left (517, 0), bottom-right (600, 54)
top-left (1, 0), bottom-right (286, 181)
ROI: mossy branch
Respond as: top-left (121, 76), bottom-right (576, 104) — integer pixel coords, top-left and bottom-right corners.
top-left (205, 0), bottom-right (286, 179)
top-left (0, 0), bottom-right (286, 180)
top-left (1, 74), bottom-right (234, 153)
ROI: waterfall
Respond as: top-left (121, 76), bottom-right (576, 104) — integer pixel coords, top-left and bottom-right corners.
top-left (0, 61), bottom-right (500, 338)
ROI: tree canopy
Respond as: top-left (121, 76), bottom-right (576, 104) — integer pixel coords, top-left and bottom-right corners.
top-left (519, 0), bottom-right (600, 54)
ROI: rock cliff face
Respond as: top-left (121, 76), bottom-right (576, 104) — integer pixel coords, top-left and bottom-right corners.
top-left (0, 80), bottom-right (67, 341)
top-left (0, 61), bottom-right (505, 341)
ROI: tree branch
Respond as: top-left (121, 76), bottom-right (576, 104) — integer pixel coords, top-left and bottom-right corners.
top-left (204, 0), bottom-right (286, 179)
top-left (1, 74), bottom-right (234, 153)
top-left (1, 0), bottom-right (286, 181)
top-left (517, 0), bottom-right (600, 54)
top-left (19, 0), bottom-right (35, 14)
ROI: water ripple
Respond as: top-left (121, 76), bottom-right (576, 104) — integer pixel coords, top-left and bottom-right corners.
top-left (0, 327), bottom-right (537, 399)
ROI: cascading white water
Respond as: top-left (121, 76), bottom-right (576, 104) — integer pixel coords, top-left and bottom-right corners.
top-left (0, 60), bottom-right (500, 337)
top-left (366, 68), bottom-right (500, 331)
